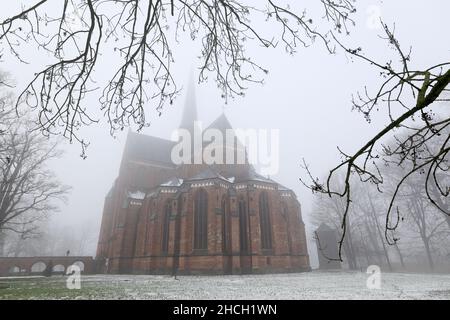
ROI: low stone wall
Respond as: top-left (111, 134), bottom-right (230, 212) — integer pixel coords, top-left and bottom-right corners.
top-left (0, 256), bottom-right (96, 276)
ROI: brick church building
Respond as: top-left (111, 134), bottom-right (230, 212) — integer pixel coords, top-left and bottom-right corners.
top-left (96, 83), bottom-right (310, 275)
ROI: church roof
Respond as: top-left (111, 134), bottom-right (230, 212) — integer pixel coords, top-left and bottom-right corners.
top-left (277, 183), bottom-right (292, 191)
top-left (188, 167), bottom-right (228, 182)
top-left (106, 180), bottom-right (116, 198)
top-left (235, 167), bottom-right (276, 184)
top-left (206, 113), bottom-right (233, 132)
top-left (127, 189), bottom-right (146, 200)
top-left (160, 177), bottom-right (184, 187)
top-left (124, 131), bottom-right (175, 166)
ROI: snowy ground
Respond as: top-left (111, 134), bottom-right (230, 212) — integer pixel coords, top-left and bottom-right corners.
top-left (0, 271), bottom-right (449, 300)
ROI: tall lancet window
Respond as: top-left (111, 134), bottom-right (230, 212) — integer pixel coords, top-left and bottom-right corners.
top-left (194, 189), bottom-right (208, 250)
top-left (221, 195), bottom-right (230, 253)
top-left (238, 197), bottom-right (249, 254)
top-left (259, 192), bottom-right (273, 250)
top-left (161, 201), bottom-right (171, 253)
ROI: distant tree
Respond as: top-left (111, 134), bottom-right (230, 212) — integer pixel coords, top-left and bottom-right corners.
top-left (303, 23), bottom-right (450, 260)
top-left (311, 164), bottom-right (450, 271)
top-left (0, 127), bottom-right (69, 235)
top-left (3, 219), bottom-right (98, 257)
top-left (0, 231), bottom-right (5, 256)
top-left (311, 175), bottom-right (360, 270)
top-left (353, 188), bottom-right (394, 271)
top-left (0, 76), bottom-right (70, 237)
top-left (383, 158), bottom-right (450, 271)
top-left (0, 72), bottom-right (14, 137)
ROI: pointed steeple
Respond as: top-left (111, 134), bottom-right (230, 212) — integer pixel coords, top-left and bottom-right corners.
top-left (179, 76), bottom-right (198, 132)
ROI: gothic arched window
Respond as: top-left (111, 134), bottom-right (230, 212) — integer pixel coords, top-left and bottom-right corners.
top-left (161, 201), bottom-right (171, 253)
top-left (259, 192), bottom-right (272, 250)
top-left (194, 189), bottom-right (208, 250)
top-left (221, 195), bottom-right (230, 253)
top-left (238, 197), bottom-right (249, 253)
top-left (283, 204), bottom-right (292, 254)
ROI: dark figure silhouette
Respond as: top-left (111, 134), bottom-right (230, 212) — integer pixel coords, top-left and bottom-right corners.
top-left (43, 260), bottom-right (53, 277)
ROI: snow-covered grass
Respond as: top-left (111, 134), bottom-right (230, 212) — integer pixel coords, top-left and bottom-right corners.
top-left (0, 271), bottom-right (449, 300)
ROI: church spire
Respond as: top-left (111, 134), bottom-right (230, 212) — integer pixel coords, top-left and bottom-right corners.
top-left (179, 75), bottom-right (198, 132)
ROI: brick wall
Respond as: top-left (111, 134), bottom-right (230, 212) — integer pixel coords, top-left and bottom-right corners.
top-left (98, 176), bottom-right (311, 275)
top-left (0, 256), bottom-right (96, 276)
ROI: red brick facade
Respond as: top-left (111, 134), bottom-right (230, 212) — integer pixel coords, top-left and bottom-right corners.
top-left (96, 89), bottom-right (310, 275)
top-left (96, 140), bottom-right (310, 275)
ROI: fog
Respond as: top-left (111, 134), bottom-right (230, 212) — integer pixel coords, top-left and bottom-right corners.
top-left (1, 1), bottom-right (449, 268)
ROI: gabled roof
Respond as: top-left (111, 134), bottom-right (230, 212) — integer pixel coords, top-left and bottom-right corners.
top-left (124, 131), bottom-right (175, 166)
top-left (188, 167), bottom-right (228, 182)
top-left (235, 167), bottom-right (276, 184)
top-left (206, 113), bottom-right (233, 133)
top-left (205, 113), bottom-right (249, 165)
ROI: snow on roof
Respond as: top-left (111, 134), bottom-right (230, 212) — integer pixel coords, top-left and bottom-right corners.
top-left (127, 190), bottom-right (146, 200)
top-left (235, 167), bottom-right (276, 184)
top-left (277, 184), bottom-right (291, 191)
top-left (160, 177), bottom-right (184, 187)
top-left (188, 167), bottom-right (228, 182)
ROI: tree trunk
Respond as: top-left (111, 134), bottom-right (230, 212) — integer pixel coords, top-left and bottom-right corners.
top-left (410, 196), bottom-right (435, 271)
top-left (343, 231), bottom-right (358, 270)
top-left (367, 194), bottom-right (393, 271)
top-left (0, 232), bottom-right (4, 256)
top-left (343, 241), bottom-right (356, 269)
top-left (359, 229), bottom-right (371, 267)
top-left (13, 235), bottom-right (24, 257)
top-left (429, 181), bottom-right (450, 229)
top-left (393, 243), bottom-right (406, 269)
top-left (423, 237), bottom-right (434, 271)
top-left (365, 224), bottom-right (383, 267)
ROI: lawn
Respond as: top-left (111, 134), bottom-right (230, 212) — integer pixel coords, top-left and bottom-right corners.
top-left (0, 271), bottom-right (449, 300)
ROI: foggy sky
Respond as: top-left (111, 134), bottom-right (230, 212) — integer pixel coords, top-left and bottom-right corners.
top-left (2, 1), bottom-right (449, 264)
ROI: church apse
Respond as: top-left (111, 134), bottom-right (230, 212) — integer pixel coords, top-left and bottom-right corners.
top-left (95, 83), bottom-right (311, 275)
